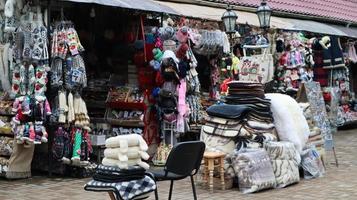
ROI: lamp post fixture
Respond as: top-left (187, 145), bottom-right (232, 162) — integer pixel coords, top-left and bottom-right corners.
top-left (222, 5), bottom-right (238, 34)
top-left (222, 5), bottom-right (238, 53)
top-left (256, 0), bottom-right (272, 31)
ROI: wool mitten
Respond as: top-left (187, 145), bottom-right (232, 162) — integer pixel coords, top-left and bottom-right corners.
top-left (27, 64), bottom-right (35, 95)
top-left (34, 122), bottom-right (43, 144)
top-left (21, 95), bottom-right (31, 115)
top-left (19, 64), bottom-right (26, 95)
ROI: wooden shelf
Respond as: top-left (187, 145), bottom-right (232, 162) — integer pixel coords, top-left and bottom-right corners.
top-left (107, 119), bottom-right (145, 127)
top-left (0, 112), bottom-right (14, 117)
top-left (0, 133), bottom-right (13, 137)
top-left (90, 117), bottom-right (107, 123)
top-left (107, 102), bottom-right (146, 110)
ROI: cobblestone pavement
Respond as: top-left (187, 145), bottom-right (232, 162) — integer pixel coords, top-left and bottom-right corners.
top-left (1, 129), bottom-right (357, 200)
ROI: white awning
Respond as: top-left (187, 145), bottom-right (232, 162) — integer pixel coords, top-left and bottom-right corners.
top-left (154, 1), bottom-right (260, 26)
top-left (329, 25), bottom-right (357, 38)
top-left (61, 0), bottom-right (178, 14)
top-left (280, 18), bottom-right (348, 36)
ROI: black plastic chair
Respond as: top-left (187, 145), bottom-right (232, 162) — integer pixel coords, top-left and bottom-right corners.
top-left (149, 141), bottom-right (206, 200)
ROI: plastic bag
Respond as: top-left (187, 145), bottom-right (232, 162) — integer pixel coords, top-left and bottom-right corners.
top-left (301, 146), bottom-right (325, 179)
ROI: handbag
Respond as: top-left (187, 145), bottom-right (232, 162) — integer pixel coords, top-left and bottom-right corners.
top-left (238, 45), bottom-right (274, 84)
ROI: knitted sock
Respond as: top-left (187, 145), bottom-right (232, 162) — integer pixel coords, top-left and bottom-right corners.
top-left (22, 123), bottom-right (30, 140)
top-left (34, 122), bottom-right (43, 144)
top-left (58, 90), bottom-right (67, 123)
top-left (41, 125), bottom-right (48, 143)
top-left (27, 64), bottom-right (35, 95)
top-left (71, 129), bottom-right (82, 160)
top-left (67, 92), bottom-right (74, 123)
top-left (19, 64), bottom-right (26, 95)
top-left (28, 123), bottom-right (35, 142)
top-left (21, 96), bottom-right (31, 115)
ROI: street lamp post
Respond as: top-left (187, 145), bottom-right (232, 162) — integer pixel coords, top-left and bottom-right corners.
top-left (221, 5), bottom-right (238, 34)
top-left (256, 0), bottom-right (272, 31)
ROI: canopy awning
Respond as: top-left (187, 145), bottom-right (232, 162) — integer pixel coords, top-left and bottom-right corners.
top-left (154, 1), bottom-right (350, 37)
top-left (280, 18), bottom-right (348, 36)
top-left (154, 1), bottom-right (261, 26)
top-left (329, 25), bottom-right (357, 38)
top-left (61, 0), bottom-right (178, 14)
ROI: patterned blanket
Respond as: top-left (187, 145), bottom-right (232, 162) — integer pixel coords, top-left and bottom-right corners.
top-left (84, 175), bottom-right (156, 200)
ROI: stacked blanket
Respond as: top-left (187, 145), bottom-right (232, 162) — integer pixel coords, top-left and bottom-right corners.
top-left (102, 134), bottom-right (150, 169)
top-left (85, 165), bottom-right (156, 200)
top-left (225, 81), bottom-right (277, 150)
top-left (200, 104), bottom-right (252, 154)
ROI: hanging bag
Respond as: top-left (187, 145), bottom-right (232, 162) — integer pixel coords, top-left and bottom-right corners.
top-left (239, 44), bottom-right (274, 83)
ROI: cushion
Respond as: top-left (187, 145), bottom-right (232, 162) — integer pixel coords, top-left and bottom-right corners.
top-left (233, 149), bottom-right (276, 193)
top-left (206, 104), bottom-right (251, 120)
top-left (264, 141), bottom-right (300, 188)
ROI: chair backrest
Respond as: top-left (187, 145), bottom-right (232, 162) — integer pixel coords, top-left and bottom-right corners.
top-left (164, 141), bottom-right (206, 177)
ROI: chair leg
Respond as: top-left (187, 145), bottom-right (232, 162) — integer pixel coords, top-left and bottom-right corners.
top-left (154, 185), bottom-right (159, 200)
top-left (108, 192), bottom-right (116, 200)
top-left (190, 175), bottom-right (197, 200)
top-left (168, 180), bottom-right (174, 200)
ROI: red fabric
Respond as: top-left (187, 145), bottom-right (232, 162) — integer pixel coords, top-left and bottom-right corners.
top-left (211, 0), bottom-right (357, 23)
top-left (176, 44), bottom-right (189, 60)
top-left (220, 78), bottom-right (232, 93)
top-left (143, 107), bottom-right (160, 146)
top-left (138, 67), bottom-right (155, 90)
top-left (124, 32), bottom-right (135, 44)
top-left (133, 52), bottom-right (145, 68)
top-left (145, 43), bottom-right (155, 61)
top-left (323, 92), bottom-right (331, 102)
top-left (313, 51), bottom-right (328, 87)
top-left (155, 71), bottom-right (164, 87)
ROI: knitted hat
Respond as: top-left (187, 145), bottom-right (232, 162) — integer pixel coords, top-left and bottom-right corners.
top-left (176, 26), bottom-right (189, 43)
top-left (149, 60), bottom-right (161, 71)
top-left (152, 87), bottom-right (160, 97)
top-left (152, 48), bottom-right (163, 61)
top-left (163, 40), bottom-right (176, 52)
top-left (162, 50), bottom-right (179, 64)
top-left (176, 43), bottom-right (189, 60)
top-left (160, 26), bottom-right (175, 40)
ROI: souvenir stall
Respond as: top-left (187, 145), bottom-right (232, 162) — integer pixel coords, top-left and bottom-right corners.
top-left (335, 37), bottom-right (357, 126)
top-left (197, 21), bottom-right (327, 192)
top-left (42, 2), bottom-right (222, 167)
top-left (268, 30), bottom-right (357, 127)
top-left (0, 0), bottom-right (53, 178)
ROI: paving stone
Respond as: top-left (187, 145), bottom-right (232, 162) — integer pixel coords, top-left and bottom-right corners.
top-left (0, 129), bottom-right (356, 199)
